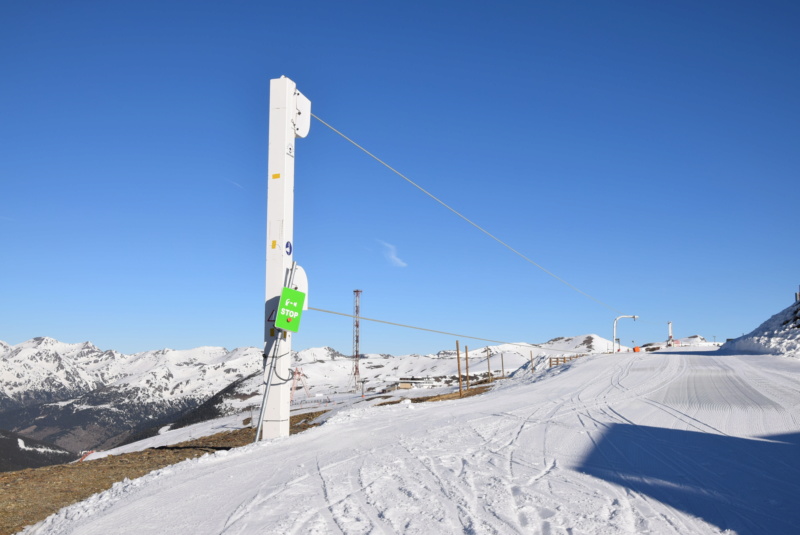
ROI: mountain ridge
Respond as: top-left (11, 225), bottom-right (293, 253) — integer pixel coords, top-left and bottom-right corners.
top-left (0, 333), bottom-right (635, 456)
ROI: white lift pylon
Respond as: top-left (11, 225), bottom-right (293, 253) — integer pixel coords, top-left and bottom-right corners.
top-left (256, 76), bottom-right (311, 441)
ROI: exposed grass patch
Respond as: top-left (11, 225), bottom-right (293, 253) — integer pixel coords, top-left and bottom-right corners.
top-left (375, 384), bottom-right (492, 406)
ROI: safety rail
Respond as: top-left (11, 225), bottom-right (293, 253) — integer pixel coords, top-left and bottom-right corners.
top-left (548, 354), bottom-right (587, 368)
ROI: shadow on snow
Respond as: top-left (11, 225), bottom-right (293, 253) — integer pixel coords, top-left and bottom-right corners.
top-left (575, 424), bottom-right (800, 534)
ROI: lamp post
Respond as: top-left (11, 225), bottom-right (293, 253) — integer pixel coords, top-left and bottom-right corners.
top-left (613, 315), bottom-right (638, 353)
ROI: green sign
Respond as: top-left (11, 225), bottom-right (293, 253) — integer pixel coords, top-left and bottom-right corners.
top-left (275, 287), bottom-right (306, 332)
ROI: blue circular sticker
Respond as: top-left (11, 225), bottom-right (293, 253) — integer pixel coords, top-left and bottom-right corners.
top-left (285, 241), bottom-right (293, 255)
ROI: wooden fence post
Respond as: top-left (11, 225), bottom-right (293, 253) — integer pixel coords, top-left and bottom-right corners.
top-left (485, 347), bottom-right (492, 383)
top-left (465, 345), bottom-right (470, 389)
top-left (456, 340), bottom-right (463, 397)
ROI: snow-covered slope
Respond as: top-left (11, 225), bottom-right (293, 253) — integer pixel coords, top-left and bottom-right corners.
top-left (166, 335), bottom-right (615, 424)
top-left (721, 301), bottom-right (800, 358)
top-left (1, 334), bottom-right (612, 453)
top-left (1, 334), bottom-right (610, 408)
top-left (23, 346), bottom-right (800, 535)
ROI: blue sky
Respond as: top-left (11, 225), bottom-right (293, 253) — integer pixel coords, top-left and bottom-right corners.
top-left (1, 1), bottom-right (798, 355)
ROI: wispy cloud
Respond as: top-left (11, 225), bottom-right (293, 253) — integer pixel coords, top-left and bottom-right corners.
top-left (378, 240), bottom-right (408, 267)
top-left (224, 179), bottom-right (245, 190)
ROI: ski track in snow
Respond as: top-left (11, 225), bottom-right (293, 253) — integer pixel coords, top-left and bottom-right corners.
top-left (24, 348), bottom-right (800, 535)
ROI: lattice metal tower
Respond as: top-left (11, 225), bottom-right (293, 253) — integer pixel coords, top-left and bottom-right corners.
top-left (352, 289), bottom-right (362, 389)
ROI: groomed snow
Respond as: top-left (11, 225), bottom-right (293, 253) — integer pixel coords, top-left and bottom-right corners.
top-left (24, 346), bottom-right (800, 535)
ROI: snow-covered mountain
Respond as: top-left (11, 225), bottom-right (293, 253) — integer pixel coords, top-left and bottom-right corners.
top-left (0, 338), bottom-right (106, 411)
top-left (0, 337), bottom-right (262, 408)
top-left (0, 334), bottom-right (613, 454)
top-left (0, 338), bottom-right (262, 452)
